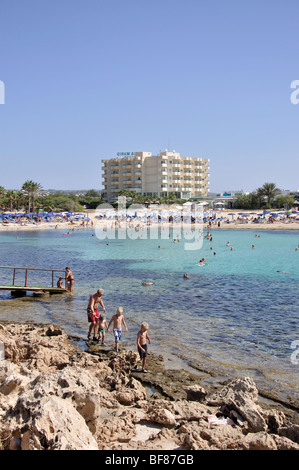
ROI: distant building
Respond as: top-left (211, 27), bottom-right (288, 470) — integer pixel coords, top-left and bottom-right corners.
top-left (102, 151), bottom-right (210, 202)
top-left (212, 190), bottom-right (248, 209)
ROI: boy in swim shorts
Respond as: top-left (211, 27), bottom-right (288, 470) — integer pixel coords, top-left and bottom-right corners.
top-left (108, 307), bottom-right (128, 352)
top-left (136, 322), bottom-right (151, 372)
top-left (97, 314), bottom-right (109, 345)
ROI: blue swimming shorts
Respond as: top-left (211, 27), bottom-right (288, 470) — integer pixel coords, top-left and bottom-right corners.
top-left (113, 328), bottom-right (122, 342)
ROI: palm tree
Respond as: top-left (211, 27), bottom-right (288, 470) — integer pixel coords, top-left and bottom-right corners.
top-left (259, 183), bottom-right (280, 205)
top-left (22, 180), bottom-right (43, 213)
top-left (14, 191), bottom-right (26, 211)
top-left (255, 187), bottom-right (265, 208)
top-left (164, 192), bottom-right (177, 204)
top-left (0, 186), bottom-right (5, 210)
top-left (118, 189), bottom-right (139, 204)
top-left (4, 190), bottom-right (16, 212)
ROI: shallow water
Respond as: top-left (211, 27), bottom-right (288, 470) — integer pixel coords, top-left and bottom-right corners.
top-left (0, 227), bottom-right (298, 404)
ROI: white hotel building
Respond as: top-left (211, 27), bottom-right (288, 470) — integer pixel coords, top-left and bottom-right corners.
top-left (102, 151), bottom-right (210, 202)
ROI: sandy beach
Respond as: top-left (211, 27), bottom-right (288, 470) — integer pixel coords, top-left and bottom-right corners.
top-left (1, 208), bottom-right (299, 232)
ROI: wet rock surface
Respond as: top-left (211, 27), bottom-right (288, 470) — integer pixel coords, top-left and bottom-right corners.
top-left (0, 322), bottom-right (298, 450)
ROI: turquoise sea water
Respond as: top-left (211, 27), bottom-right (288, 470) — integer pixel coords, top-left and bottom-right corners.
top-left (0, 227), bottom-right (298, 404)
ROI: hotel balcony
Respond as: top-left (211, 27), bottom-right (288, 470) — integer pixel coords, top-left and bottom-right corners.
top-left (120, 180), bottom-right (132, 185)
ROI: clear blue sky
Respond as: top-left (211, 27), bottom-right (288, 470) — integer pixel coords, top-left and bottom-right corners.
top-left (0, 0), bottom-right (299, 193)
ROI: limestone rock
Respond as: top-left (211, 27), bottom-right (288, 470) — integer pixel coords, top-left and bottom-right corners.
top-left (278, 423), bottom-right (299, 444)
top-left (146, 402), bottom-right (177, 427)
top-left (184, 384), bottom-right (207, 402)
top-left (0, 323), bottom-right (298, 451)
top-left (207, 377), bottom-right (267, 432)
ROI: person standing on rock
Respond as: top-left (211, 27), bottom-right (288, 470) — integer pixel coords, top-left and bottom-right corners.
top-left (108, 306), bottom-right (128, 352)
top-left (87, 289), bottom-right (106, 341)
top-left (136, 322), bottom-right (151, 373)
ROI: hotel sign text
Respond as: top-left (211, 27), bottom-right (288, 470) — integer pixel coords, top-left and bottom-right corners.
top-left (117, 152), bottom-right (136, 157)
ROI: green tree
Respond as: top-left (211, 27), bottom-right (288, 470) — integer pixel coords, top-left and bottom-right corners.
top-left (22, 180), bottom-right (43, 212)
top-left (0, 186), bottom-right (6, 210)
top-left (14, 191), bottom-right (26, 211)
top-left (85, 189), bottom-right (101, 198)
top-left (275, 194), bottom-right (295, 210)
top-left (259, 183), bottom-right (280, 205)
top-left (4, 190), bottom-right (16, 212)
top-left (118, 189), bottom-right (140, 203)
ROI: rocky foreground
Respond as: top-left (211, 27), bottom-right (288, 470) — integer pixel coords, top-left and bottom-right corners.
top-left (0, 323), bottom-right (298, 451)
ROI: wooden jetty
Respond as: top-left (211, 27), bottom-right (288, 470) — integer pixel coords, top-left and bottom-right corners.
top-left (0, 266), bottom-right (68, 296)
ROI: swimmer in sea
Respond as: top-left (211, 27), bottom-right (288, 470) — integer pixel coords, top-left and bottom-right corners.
top-left (183, 273), bottom-right (189, 278)
top-left (142, 282), bottom-right (154, 285)
top-left (276, 270), bottom-right (289, 274)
